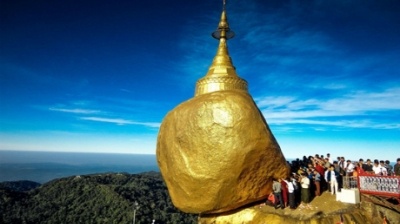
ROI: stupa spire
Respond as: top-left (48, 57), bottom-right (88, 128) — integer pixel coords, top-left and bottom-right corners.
top-left (195, 0), bottom-right (248, 96)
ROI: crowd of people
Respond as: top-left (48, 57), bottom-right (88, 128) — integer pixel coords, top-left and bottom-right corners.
top-left (266, 153), bottom-right (400, 210)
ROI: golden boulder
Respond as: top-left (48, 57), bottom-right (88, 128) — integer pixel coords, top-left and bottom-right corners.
top-left (157, 89), bottom-right (289, 214)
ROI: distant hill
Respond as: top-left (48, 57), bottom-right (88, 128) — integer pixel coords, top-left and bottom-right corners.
top-left (0, 172), bottom-right (197, 224)
top-left (0, 180), bottom-right (41, 192)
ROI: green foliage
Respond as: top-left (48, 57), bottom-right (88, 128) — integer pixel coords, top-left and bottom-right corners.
top-left (0, 180), bottom-right (41, 192)
top-left (0, 172), bottom-right (197, 224)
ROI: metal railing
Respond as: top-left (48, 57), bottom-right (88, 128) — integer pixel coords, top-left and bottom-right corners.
top-left (357, 174), bottom-right (400, 198)
top-left (342, 176), bottom-right (358, 189)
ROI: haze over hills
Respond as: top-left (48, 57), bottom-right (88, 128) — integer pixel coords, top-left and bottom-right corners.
top-left (0, 150), bottom-right (157, 165)
top-left (0, 150), bottom-right (159, 183)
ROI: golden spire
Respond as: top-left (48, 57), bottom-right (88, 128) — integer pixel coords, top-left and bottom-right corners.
top-left (195, 0), bottom-right (248, 96)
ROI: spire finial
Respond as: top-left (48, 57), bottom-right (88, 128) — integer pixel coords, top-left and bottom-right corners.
top-left (212, 0), bottom-right (234, 40)
top-left (194, 0), bottom-right (248, 96)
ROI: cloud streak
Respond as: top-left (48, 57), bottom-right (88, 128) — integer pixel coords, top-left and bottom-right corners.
top-left (49, 107), bottom-right (100, 114)
top-left (80, 116), bottom-right (160, 128)
top-left (257, 88), bottom-right (400, 129)
top-left (47, 100), bottom-right (162, 129)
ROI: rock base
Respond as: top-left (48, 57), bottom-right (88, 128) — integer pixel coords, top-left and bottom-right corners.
top-left (198, 192), bottom-right (399, 224)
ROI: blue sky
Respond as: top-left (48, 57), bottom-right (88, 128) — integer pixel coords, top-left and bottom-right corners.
top-left (1, 0), bottom-right (399, 161)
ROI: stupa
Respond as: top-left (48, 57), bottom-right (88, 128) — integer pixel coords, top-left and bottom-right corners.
top-left (156, 0), bottom-right (289, 215)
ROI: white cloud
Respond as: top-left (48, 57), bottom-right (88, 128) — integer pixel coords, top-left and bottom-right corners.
top-left (268, 118), bottom-right (400, 129)
top-left (49, 107), bottom-right (100, 114)
top-left (80, 116), bottom-right (160, 128)
top-left (320, 88), bottom-right (400, 113)
top-left (257, 87), bottom-right (400, 129)
top-left (255, 96), bottom-right (296, 108)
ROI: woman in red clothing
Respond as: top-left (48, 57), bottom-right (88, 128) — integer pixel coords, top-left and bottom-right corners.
top-left (354, 162), bottom-right (365, 176)
top-left (280, 178), bottom-right (289, 208)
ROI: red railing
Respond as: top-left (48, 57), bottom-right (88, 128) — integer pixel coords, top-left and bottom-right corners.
top-left (357, 174), bottom-right (400, 199)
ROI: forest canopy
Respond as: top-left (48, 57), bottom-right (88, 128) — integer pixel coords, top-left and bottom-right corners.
top-left (0, 172), bottom-right (197, 224)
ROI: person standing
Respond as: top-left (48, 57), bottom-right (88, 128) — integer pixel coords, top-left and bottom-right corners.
top-left (313, 170), bottom-right (321, 196)
top-left (327, 153), bottom-right (333, 164)
top-left (287, 178), bottom-right (296, 209)
top-left (292, 174), bottom-right (301, 206)
top-left (354, 162), bottom-right (364, 176)
top-left (372, 160), bottom-right (386, 175)
top-left (272, 178), bottom-right (284, 209)
top-left (300, 172), bottom-right (310, 205)
top-left (280, 178), bottom-right (289, 208)
top-left (333, 161), bottom-right (344, 191)
top-left (327, 165), bottom-right (340, 195)
top-left (323, 158), bottom-right (331, 171)
top-left (358, 159), bottom-right (366, 174)
top-left (363, 159), bottom-right (374, 174)
top-left (394, 158), bottom-right (400, 176)
top-left (379, 161), bottom-right (388, 176)
top-left (315, 161), bottom-right (325, 176)
top-left (339, 157), bottom-right (346, 170)
top-left (324, 168), bottom-right (330, 193)
top-left (385, 160), bottom-right (393, 176)
top-left (345, 160), bottom-right (355, 176)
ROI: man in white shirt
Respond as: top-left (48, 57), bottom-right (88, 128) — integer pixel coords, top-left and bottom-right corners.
top-left (285, 178), bottom-right (296, 209)
top-left (327, 165), bottom-right (339, 194)
top-left (345, 160), bottom-right (355, 176)
top-left (381, 160), bottom-right (389, 176)
top-left (373, 160), bottom-right (388, 176)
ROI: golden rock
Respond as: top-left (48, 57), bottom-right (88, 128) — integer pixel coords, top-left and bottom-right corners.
top-left (156, 1), bottom-right (289, 214)
top-left (157, 90), bottom-right (289, 214)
